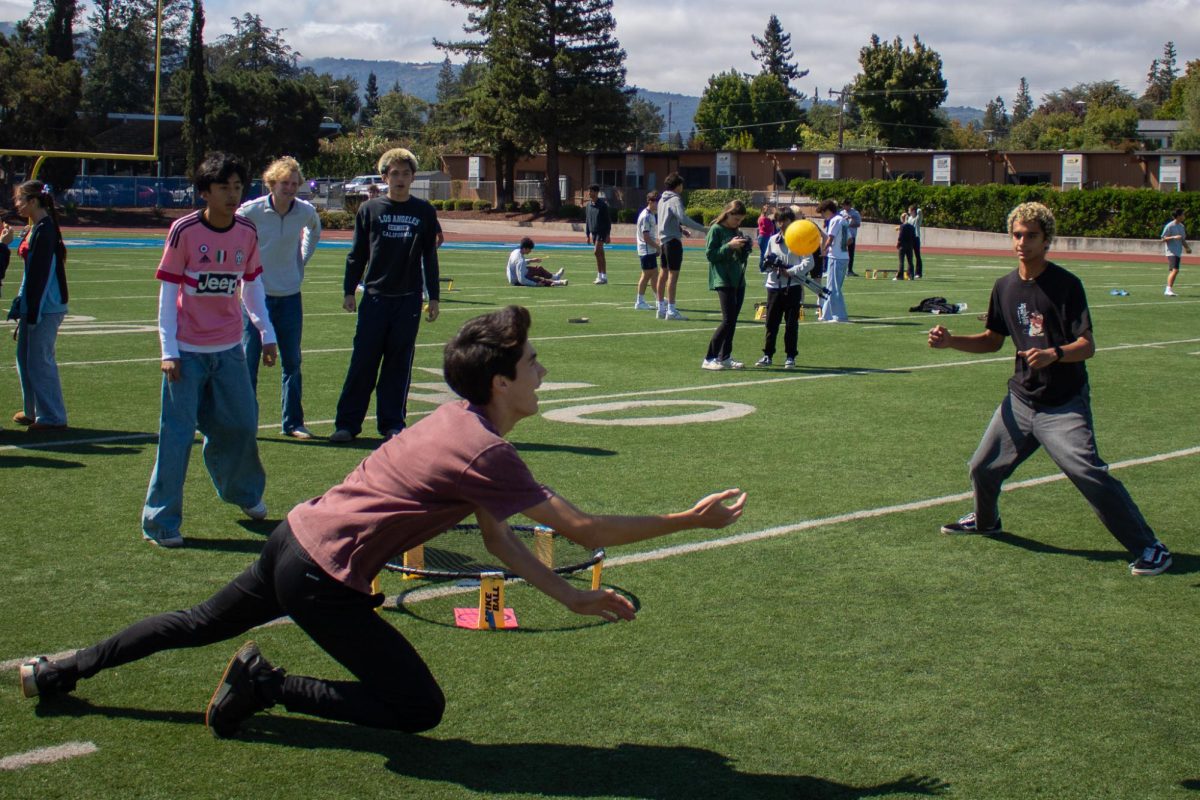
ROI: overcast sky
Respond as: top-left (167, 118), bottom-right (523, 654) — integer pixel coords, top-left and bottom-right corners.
top-left (3, 0), bottom-right (1197, 109)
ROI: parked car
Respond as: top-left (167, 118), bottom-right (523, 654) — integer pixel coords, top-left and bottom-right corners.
top-left (343, 174), bottom-right (387, 197)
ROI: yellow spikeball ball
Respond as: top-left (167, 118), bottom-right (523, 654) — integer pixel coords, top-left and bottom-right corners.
top-left (783, 218), bottom-right (822, 256)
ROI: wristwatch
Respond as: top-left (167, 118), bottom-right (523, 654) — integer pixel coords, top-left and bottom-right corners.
top-left (1053, 346), bottom-right (1064, 362)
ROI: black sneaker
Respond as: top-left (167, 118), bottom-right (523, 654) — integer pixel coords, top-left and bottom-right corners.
top-left (205, 641), bottom-right (283, 738)
top-left (18, 656), bottom-right (78, 699)
top-left (940, 512), bottom-right (1002, 535)
top-left (1129, 542), bottom-right (1172, 576)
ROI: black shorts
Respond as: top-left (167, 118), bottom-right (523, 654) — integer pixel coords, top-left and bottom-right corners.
top-left (1168, 255), bottom-right (1182, 271)
top-left (639, 252), bottom-right (659, 270)
top-left (663, 239), bottom-right (684, 272)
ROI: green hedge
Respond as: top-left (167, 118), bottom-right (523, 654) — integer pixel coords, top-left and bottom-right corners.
top-left (557, 203), bottom-right (582, 219)
top-left (318, 210), bottom-right (354, 230)
top-left (616, 208), bottom-right (637, 223)
top-left (685, 205), bottom-right (761, 227)
top-left (473, 200), bottom-right (491, 211)
top-left (787, 177), bottom-right (1200, 239)
top-left (430, 199), bottom-right (444, 210)
top-left (454, 199), bottom-right (474, 211)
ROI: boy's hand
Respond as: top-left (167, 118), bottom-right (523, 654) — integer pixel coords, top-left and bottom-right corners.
top-left (261, 343), bottom-right (278, 367)
top-left (1017, 347), bottom-right (1056, 369)
top-left (161, 359), bottom-right (181, 382)
top-left (690, 488), bottom-right (747, 529)
top-left (342, 294), bottom-right (356, 313)
top-left (928, 325), bottom-right (950, 348)
top-left (426, 299), bottom-right (439, 322)
top-left (566, 588), bottom-right (636, 622)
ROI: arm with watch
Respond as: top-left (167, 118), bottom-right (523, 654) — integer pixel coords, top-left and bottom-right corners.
top-left (1017, 331), bottom-right (1095, 370)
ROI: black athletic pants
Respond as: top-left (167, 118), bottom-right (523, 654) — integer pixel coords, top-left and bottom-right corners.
top-left (73, 523), bottom-right (445, 732)
top-left (762, 285), bottom-right (803, 359)
top-left (846, 239), bottom-right (857, 273)
top-left (898, 247), bottom-right (915, 279)
top-left (913, 237), bottom-right (923, 277)
top-left (705, 284), bottom-right (745, 362)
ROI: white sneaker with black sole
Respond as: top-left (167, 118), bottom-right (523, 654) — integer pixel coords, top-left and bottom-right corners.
top-left (1129, 541), bottom-right (1172, 576)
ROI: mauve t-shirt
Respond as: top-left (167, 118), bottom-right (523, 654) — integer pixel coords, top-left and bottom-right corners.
top-left (288, 401), bottom-right (553, 593)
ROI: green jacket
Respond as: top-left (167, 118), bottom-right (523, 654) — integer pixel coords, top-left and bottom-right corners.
top-left (706, 223), bottom-right (750, 290)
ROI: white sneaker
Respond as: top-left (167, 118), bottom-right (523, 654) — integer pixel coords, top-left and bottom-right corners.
top-left (593, 275), bottom-right (607, 284)
top-left (784, 358), bottom-right (796, 369)
top-left (553, 279), bottom-right (568, 286)
top-left (721, 358), bottom-right (745, 370)
top-left (634, 299), bottom-right (654, 310)
top-left (656, 306), bottom-right (667, 319)
top-left (701, 359), bottom-right (725, 370)
top-left (143, 531), bottom-right (185, 548)
top-left (553, 268), bottom-right (565, 280)
top-left (1165, 287), bottom-right (1177, 296)
top-left (285, 426), bottom-right (313, 440)
top-left (241, 501), bottom-right (268, 520)
top-left (665, 309), bottom-right (687, 320)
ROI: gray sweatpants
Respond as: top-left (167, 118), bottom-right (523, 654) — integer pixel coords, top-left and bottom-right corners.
top-left (968, 389), bottom-right (1157, 555)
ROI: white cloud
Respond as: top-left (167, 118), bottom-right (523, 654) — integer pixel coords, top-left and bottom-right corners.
top-left (7, 0), bottom-right (1194, 109)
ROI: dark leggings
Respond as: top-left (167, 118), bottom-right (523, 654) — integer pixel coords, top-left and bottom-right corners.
top-left (762, 285), bottom-right (803, 359)
top-left (73, 523), bottom-right (445, 732)
top-left (705, 284), bottom-right (745, 361)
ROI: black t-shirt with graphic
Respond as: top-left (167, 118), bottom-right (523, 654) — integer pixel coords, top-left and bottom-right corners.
top-left (985, 261), bottom-right (1091, 408)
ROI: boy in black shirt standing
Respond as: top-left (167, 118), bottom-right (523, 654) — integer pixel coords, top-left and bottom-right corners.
top-left (928, 202), bottom-right (1171, 576)
top-left (331, 148), bottom-right (440, 442)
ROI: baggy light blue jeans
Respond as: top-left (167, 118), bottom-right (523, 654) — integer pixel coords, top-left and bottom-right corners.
top-left (141, 345), bottom-right (266, 541)
top-left (243, 292), bottom-right (305, 434)
top-left (968, 389), bottom-right (1157, 555)
top-left (15, 312), bottom-right (68, 426)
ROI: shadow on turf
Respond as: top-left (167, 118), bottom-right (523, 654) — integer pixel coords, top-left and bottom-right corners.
top-left (0, 453), bottom-right (85, 469)
top-left (513, 441), bottom-right (617, 457)
top-left (237, 721), bottom-right (949, 799)
top-left (0, 427), bottom-right (149, 458)
top-left (1182, 779), bottom-right (1200, 791)
top-left (988, 531), bottom-right (1200, 575)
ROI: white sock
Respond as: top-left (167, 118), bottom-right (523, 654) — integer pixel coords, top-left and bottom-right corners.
top-left (667, 303), bottom-right (676, 313)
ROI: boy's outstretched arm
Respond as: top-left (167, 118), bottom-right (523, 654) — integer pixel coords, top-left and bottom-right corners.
top-left (520, 489), bottom-right (747, 550)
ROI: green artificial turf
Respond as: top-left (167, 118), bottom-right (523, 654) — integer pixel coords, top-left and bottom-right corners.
top-left (1, 237), bottom-right (1197, 799)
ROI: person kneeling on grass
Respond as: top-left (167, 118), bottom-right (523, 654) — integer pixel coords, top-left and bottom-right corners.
top-left (20, 305), bottom-right (747, 738)
top-left (929, 201), bottom-right (1171, 576)
top-left (506, 237), bottom-right (566, 286)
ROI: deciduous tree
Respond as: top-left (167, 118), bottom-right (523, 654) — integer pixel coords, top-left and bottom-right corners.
top-left (851, 35), bottom-right (947, 148)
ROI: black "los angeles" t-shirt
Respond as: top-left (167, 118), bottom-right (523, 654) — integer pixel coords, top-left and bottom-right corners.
top-left (985, 262), bottom-right (1091, 408)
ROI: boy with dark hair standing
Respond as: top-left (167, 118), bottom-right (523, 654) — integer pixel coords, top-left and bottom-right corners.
top-left (930, 202), bottom-right (1171, 576)
top-left (655, 172), bottom-right (708, 320)
top-left (141, 152), bottom-right (278, 548)
top-left (584, 183), bottom-right (611, 284)
top-left (21, 306), bottom-right (747, 740)
top-left (1161, 208), bottom-right (1190, 296)
top-left (634, 190), bottom-right (660, 309)
top-left (330, 148), bottom-right (440, 443)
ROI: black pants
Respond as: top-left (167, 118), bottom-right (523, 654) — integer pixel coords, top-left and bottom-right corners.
top-left (898, 247), bottom-right (915, 279)
top-left (73, 523), bottom-right (445, 732)
top-left (762, 285), bottom-right (803, 359)
top-left (335, 292), bottom-right (423, 436)
top-left (706, 284), bottom-right (745, 362)
top-left (913, 238), bottom-right (923, 277)
top-left (846, 239), bottom-right (857, 273)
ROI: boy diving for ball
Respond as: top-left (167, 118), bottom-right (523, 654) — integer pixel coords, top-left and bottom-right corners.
top-left (20, 306), bottom-right (747, 738)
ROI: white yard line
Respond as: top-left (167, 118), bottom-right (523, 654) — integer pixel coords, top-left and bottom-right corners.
top-left (3, 442), bottom-right (1197, 665)
top-left (0, 742), bottom-right (98, 771)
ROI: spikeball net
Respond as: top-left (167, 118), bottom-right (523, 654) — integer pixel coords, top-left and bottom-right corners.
top-left (383, 523), bottom-right (605, 630)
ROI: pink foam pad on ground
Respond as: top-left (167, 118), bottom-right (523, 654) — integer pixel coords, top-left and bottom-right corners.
top-left (454, 607), bottom-right (519, 629)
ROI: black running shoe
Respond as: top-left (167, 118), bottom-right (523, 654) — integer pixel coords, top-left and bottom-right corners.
top-left (940, 512), bottom-right (1002, 535)
top-left (19, 656), bottom-right (78, 699)
top-left (1129, 542), bottom-right (1172, 576)
top-left (205, 641), bottom-right (282, 738)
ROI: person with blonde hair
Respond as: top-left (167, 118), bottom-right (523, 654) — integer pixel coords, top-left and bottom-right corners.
top-left (930, 202), bottom-right (1171, 576)
top-left (330, 147), bottom-right (440, 443)
top-left (701, 200), bottom-right (752, 370)
top-left (237, 156), bottom-right (322, 439)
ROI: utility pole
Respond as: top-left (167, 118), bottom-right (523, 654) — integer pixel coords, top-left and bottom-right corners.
top-left (828, 87), bottom-right (849, 150)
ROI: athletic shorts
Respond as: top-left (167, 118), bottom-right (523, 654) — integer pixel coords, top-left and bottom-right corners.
top-left (639, 253), bottom-right (659, 271)
top-left (663, 238), bottom-right (683, 272)
top-left (1168, 255), bottom-right (1182, 271)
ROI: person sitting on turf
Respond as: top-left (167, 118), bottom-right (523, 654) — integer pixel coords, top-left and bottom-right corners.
top-left (19, 305), bottom-right (747, 739)
top-left (506, 237), bottom-right (566, 287)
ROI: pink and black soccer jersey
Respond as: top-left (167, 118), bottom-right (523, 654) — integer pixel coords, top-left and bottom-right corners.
top-left (157, 211), bottom-right (263, 350)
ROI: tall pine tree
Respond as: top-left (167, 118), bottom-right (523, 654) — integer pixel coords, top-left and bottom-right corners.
top-left (360, 72), bottom-right (380, 126)
top-left (439, 0), bottom-right (630, 213)
top-left (181, 0), bottom-right (207, 177)
top-left (750, 14), bottom-right (808, 101)
top-left (1011, 77), bottom-right (1033, 124)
